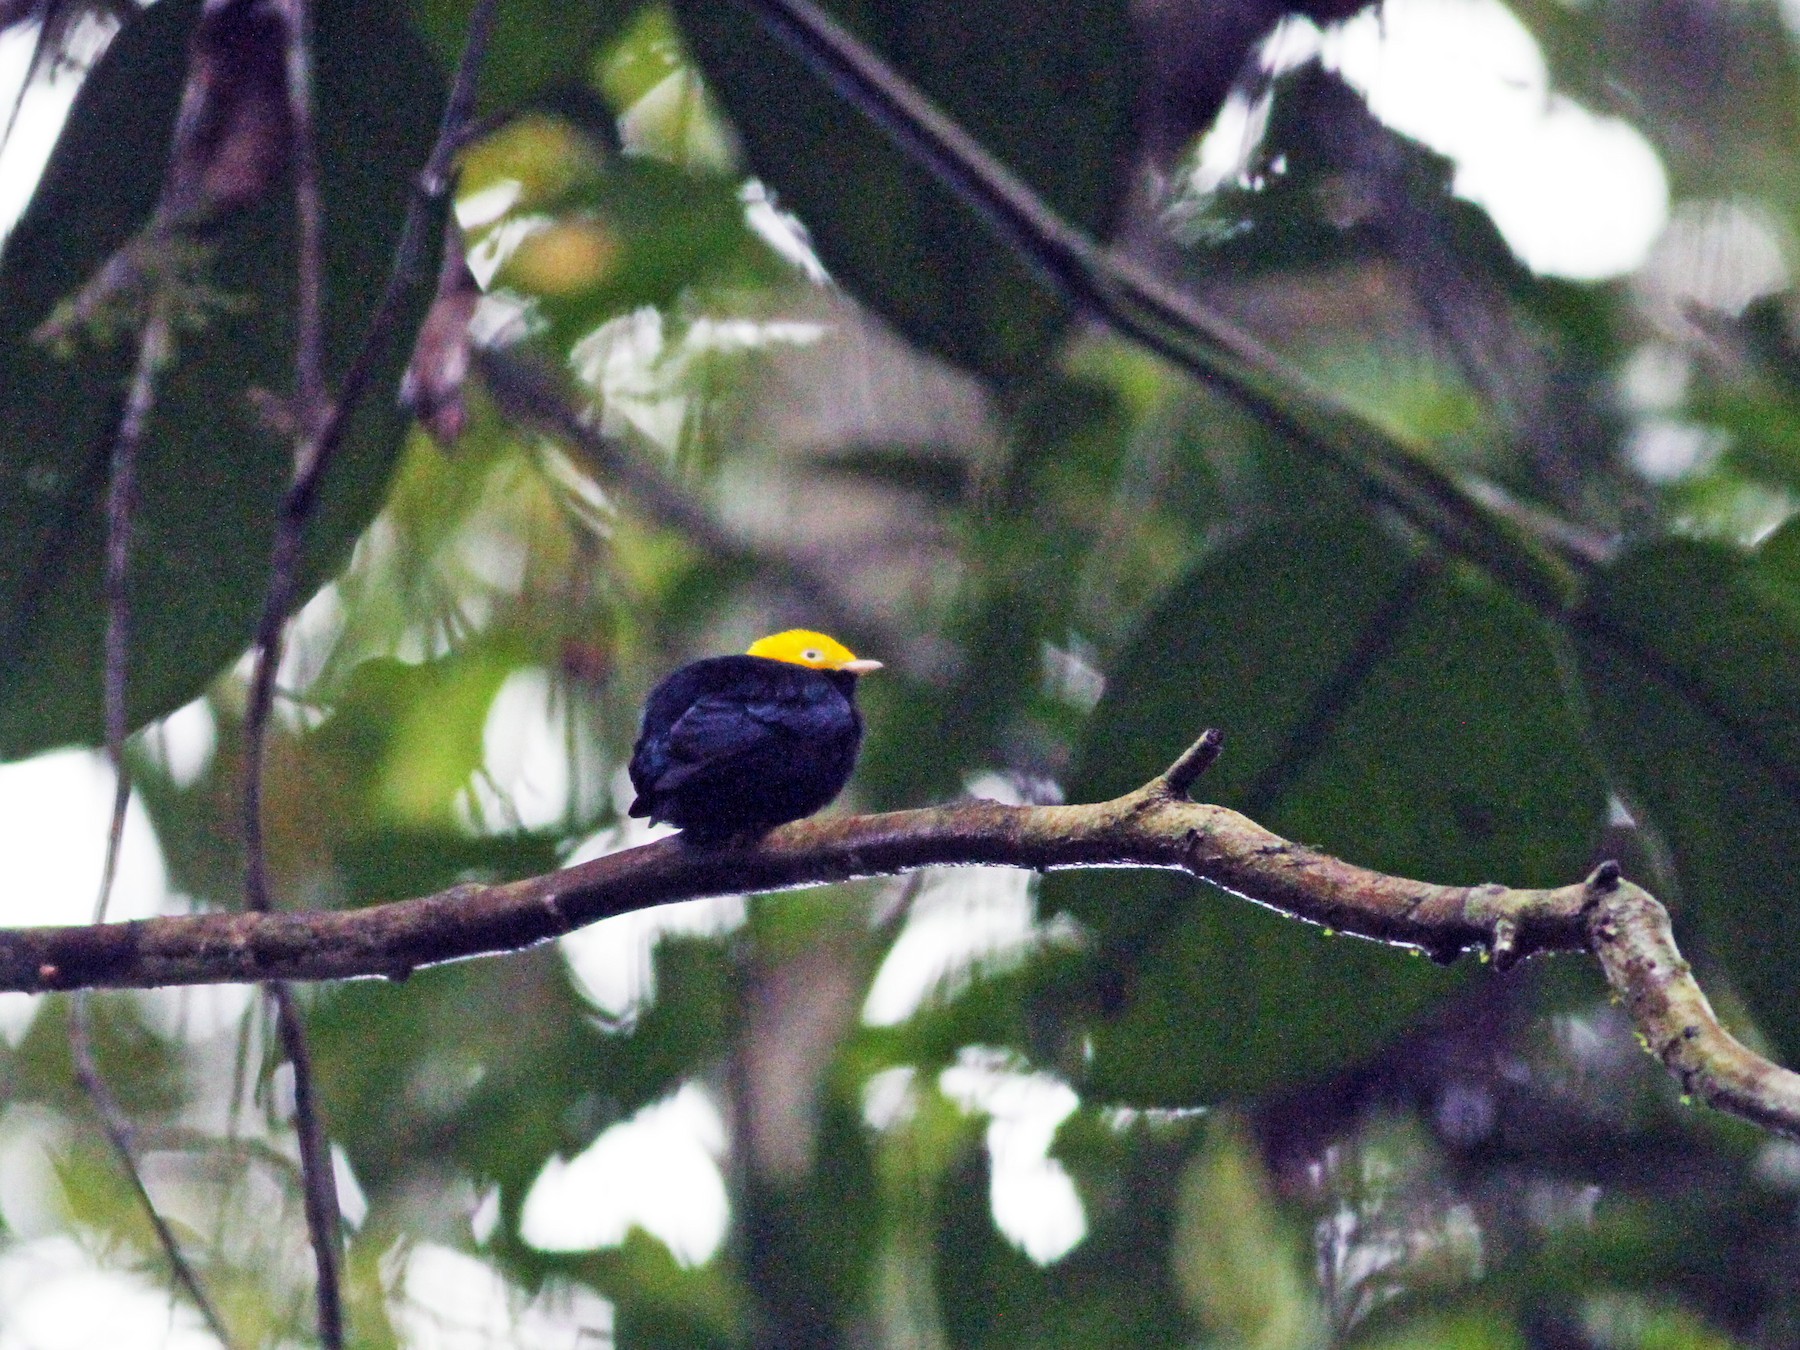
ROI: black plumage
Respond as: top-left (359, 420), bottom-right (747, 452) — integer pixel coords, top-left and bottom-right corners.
top-left (627, 654), bottom-right (867, 841)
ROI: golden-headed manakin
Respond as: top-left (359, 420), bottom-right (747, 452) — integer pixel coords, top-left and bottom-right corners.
top-left (627, 630), bottom-right (881, 841)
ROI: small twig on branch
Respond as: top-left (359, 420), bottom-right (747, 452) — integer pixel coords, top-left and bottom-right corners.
top-left (239, 0), bottom-right (500, 862)
top-left (270, 981), bottom-right (341, 1342)
top-left (94, 311), bottom-right (167, 925)
top-left (12, 733), bottom-right (1800, 1140)
top-left (1159, 727), bottom-right (1223, 799)
top-left (239, 0), bottom-right (503, 857)
top-left (282, 0), bottom-right (326, 448)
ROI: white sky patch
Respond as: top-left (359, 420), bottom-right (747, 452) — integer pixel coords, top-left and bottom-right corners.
top-left (456, 178), bottom-right (524, 237)
top-left (741, 179), bottom-right (830, 283)
top-left (1321, 0), bottom-right (1669, 280)
top-left (0, 993), bottom-right (39, 1055)
top-left (1618, 342), bottom-right (1690, 414)
top-left (861, 1065), bottom-right (920, 1132)
top-left (939, 1049), bottom-right (1087, 1265)
top-left (390, 1242), bottom-right (616, 1350)
top-left (1627, 418), bottom-right (1724, 483)
top-left (560, 892), bottom-right (745, 1021)
top-left (333, 1144), bottom-right (369, 1231)
top-left (0, 10), bottom-right (123, 251)
top-left (471, 1184), bottom-right (503, 1246)
top-left (460, 668), bottom-right (574, 834)
top-left (464, 210), bottom-right (554, 289)
top-left (1189, 89), bottom-right (1276, 198)
top-left (1100, 1104), bottom-right (1211, 1131)
top-left (520, 1082), bottom-right (730, 1268)
top-left (1642, 198), bottom-right (1793, 315)
top-left (0, 745), bottom-right (171, 921)
top-left (569, 307), bottom-right (829, 454)
top-left (0, 1105), bottom-right (70, 1241)
top-left (131, 981), bottom-right (257, 1048)
top-left (617, 67), bottom-right (735, 171)
top-left (863, 867), bottom-right (1046, 1027)
top-left (0, 1235), bottom-right (223, 1350)
top-left (453, 510), bottom-right (533, 598)
top-left (141, 696), bottom-right (219, 790)
top-left (683, 315), bottom-right (829, 353)
top-left (1042, 638), bottom-right (1106, 714)
top-left (572, 308), bottom-right (690, 450)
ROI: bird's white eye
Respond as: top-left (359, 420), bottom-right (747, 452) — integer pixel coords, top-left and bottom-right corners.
top-left (802, 649), bottom-right (823, 662)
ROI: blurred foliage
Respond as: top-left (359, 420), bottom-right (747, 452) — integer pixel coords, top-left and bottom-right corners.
top-left (0, 0), bottom-right (443, 758)
top-left (3, 0), bottom-right (1800, 1346)
top-left (1575, 524), bottom-right (1800, 1058)
top-left (671, 0), bottom-right (1138, 386)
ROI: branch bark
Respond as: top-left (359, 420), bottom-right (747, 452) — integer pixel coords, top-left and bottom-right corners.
top-left (7, 734), bottom-right (1798, 1138)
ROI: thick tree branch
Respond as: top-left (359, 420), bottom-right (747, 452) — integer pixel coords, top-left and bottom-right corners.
top-left (8, 734), bottom-right (1798, 1138)
top-left (1581, 863), bottom-right (1800, 1138)
top-left (3, 774), bottom-right (1582, 989)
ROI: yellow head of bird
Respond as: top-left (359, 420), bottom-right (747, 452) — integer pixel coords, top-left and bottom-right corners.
top-left (745, 630), bottom-right (882, 675)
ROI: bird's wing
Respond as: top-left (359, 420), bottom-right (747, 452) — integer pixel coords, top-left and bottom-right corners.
top-left (651, 692), bottom-right (801, 791)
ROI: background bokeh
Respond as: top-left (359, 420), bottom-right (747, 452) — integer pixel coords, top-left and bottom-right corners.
top-left (3, 0), bottom-right (1800, 1345)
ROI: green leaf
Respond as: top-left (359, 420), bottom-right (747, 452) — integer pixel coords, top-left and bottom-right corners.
top-left (1353, 1308), bottom-right (1526, 1350)
top-left (312, 645), bottom-right (524, 833)
top-left (670, 0), bottom-right (1137, 384)
top-left (1043, 508), bottom-right (1607, 1103)
top-left (406, 0), bottom-right (636, 113)
top-left (0, 0), bottom-right (444, 759)
top-left (1575, 521), bottom-right (1800, 1058)
top-left (3, 992), bottom-right (183, 1122)
top-left (476, 130), bottom-right (790, 348)
top-left (1172, 1114), bottom-right (1320, 1348)
top-left (314, 936), bottom-right (730, 1217)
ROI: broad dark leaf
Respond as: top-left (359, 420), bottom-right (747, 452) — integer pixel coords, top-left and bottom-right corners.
top-left (1576, 521), bottom-right (1800, 1057)
top-left (0, 0), bottom-right (443, 757)
top-left (671, 0), bottom-right (1137, 385)
top-left (1044, 508), bottom-right (1607, 1103)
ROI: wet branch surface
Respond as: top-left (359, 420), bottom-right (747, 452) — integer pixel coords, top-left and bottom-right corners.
top-left (8, 732), bottom-right (1798, 1139)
